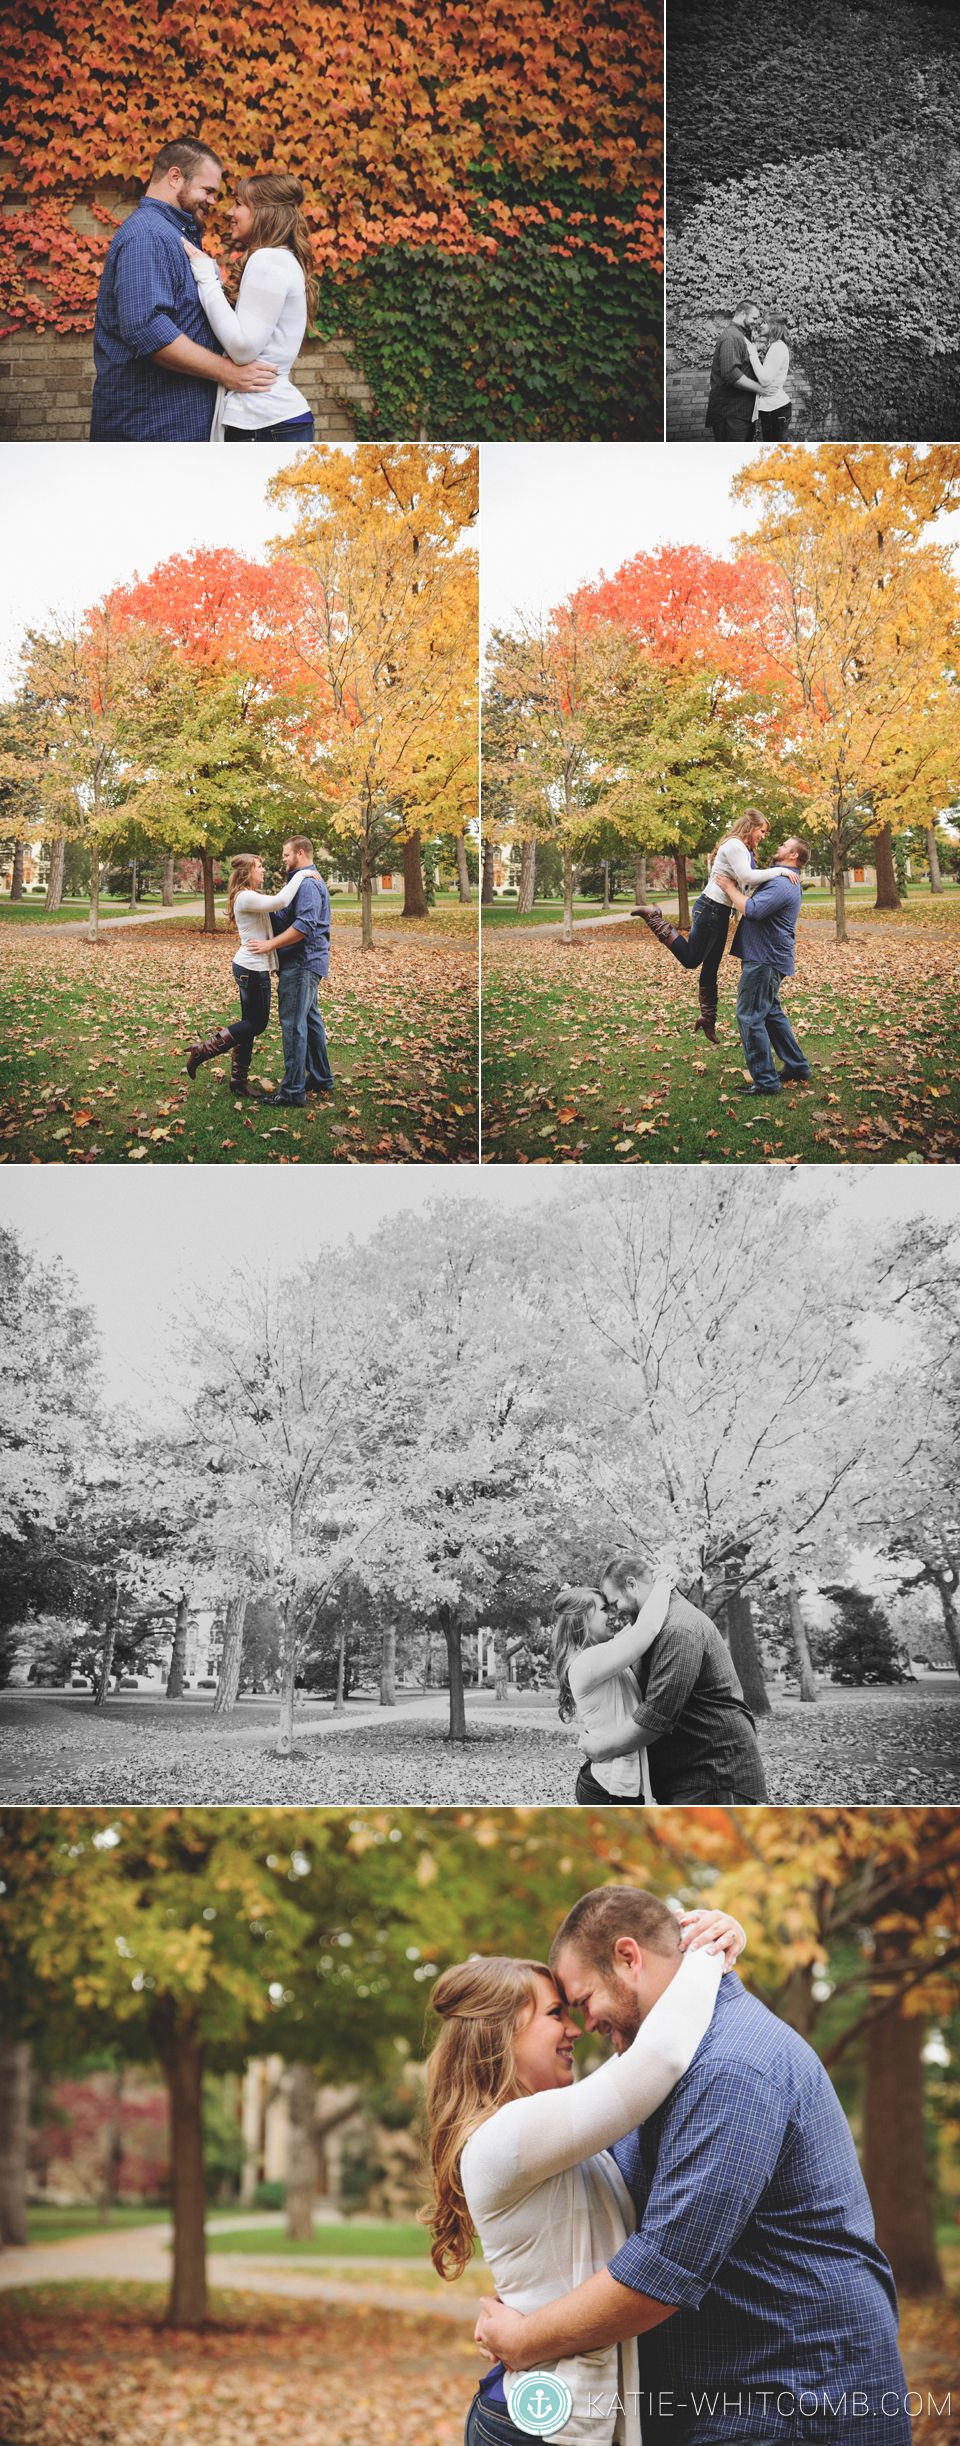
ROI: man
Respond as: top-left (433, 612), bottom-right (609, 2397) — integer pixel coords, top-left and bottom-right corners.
top-left (577, 1558), bottom-right (768, 1804)
top-left (705, 301), bottom-right (768, 441)
top-left (716, 838), bottom-right (811, 1097)
top-left (247, 836), bottom-right (334, 1109)
top-left (476, 1886), bottom-right (911, 2446)
top-left (90, 139), bottom-right (278, 441)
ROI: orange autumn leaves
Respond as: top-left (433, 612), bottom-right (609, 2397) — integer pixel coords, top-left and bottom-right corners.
top-left (0, 0), bottom-right (661, 330)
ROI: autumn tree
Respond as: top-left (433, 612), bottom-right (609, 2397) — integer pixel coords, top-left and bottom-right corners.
top-left (267, 445), bottom-right (478, 946)
top-left (733, 443), bottom-right (960, 940)
top-left (7, 610), bottom-right (173, 939)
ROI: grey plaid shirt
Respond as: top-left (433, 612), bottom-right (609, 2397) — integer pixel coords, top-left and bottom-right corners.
top-left (633, 1591), bottom-right (767, 1802)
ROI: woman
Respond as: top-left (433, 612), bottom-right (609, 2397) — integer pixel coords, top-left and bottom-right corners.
top-left (183, 171), bottom-right (317, 443)
top-left (553, 1580), bottom-right (673, 1808)
top-left (184, 853), bottom-right (303, 1095)
top-left (753, 320), bottom-right (792, 442)
top-left (635, 809), bottom-right (779, 1043)
top-left (425, 1913), bottom-right (746, 2446)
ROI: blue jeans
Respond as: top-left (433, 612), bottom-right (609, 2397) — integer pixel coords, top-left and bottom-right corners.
top-left (275, 964), bottom-right (333, 1101)
top-left (224, 413), bottom-right (315, 442)
top-left (230, 961), bottom-right (271, 1058)
top-left (663, 891), bottom-right (730, 1001)
top-left (736, 961), bottom-right (809, 1090)
top-left (465, 2395), bottom-right (532, 2446)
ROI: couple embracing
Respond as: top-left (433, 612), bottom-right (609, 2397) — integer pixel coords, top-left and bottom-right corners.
top-left (426, 1885), bottom-right (911, 2446)
top-left (90, 138), bottom-right (317, 443)
top-left (554, 1561), bottom-right (768, 1808)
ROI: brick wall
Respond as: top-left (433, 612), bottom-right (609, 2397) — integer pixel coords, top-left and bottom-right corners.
top-left (0, 326), bottom-right (373, 441)
top-left (666, 349), bottom-right (825, 442)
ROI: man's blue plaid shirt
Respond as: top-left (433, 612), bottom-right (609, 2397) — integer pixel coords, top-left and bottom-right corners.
top-left (90, 198), bottom-right (222, 441)
top-left (608, 1975), bottom-right (910, 2446)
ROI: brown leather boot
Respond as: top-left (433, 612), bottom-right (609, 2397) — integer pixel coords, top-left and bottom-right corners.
top-left (185, 1025), bottom-right (236, 1080)
top-left (230, 1040), bottom-right (252, 1095)
top-left (635, 903), bottom-right (685, 950)
top-left (694, 984), bottom-right (718, 1045)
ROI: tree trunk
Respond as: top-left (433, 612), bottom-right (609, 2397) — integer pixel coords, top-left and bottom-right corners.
top-left (602, 860), bottom-right (610, 911)
top-left (863, 1938), bottom-right (943, 2296)
top-left (925, 826), bottom-right (943, 894)
top-left (360, 839), bottom-right (374, 951)
top-left (441, 1606), bottom-right (467, 1741)
top-left (832, 828), bottom-right (848, 946)
top-left (380, 1623), bottom-right (397, 1706)
top-left (723, 1565), bottom-right (771, 1717)
top-left (674, 852), bottom-right (690, 930)
top-left (481, 838), bottom-right (495, 904)
top-left (93, 1581), bottom-right (120, 1708)
top-left (873, 822), bottom-right (901, 911)
top-left (402, 830), bottom-right (429, 918)
top-left (454, 830), bottom-right (472, 903)
top-left (787, 1577), bottom-right (818, 1702)
top-left (153, 2006), bottom-right (208, 2326)
top-left (45, 836), bottom-right (66, 913)
top-left (162, 854), bottom-right (176, 908)
top-left (561, 844), bottom-right (574, 944)
top-left (775, 1964), bottom-right (817, 2041)
top-left (199, 850), bottom-right (217, 935)
top-left (284, 2063), bottom-right (318, 2240)
top-left (934, 1566), bottom-right (960, 1675)
top-left (0, 2040), bottom-right (31, 2246)
top-left (516, 838), bottom-right (536, 916)
top-left (213, 1594), bottom-right (247, 1714)
top-left (334, 1626), bottom-right (347, 1716)
top-left (129, 857), bottom-right (138, 911)
top-left (98, 2068), bottom-right (124, 2222)
top-left (273, 1606), bottom-right (297, 1754)
top-left (166, 1592), bottom-right (190, 1700)
top-left (633, 854), bottom-right (648, 908)
top-left (88, 844), bottom-right (101, 943)
top-left (9, 842), bottom-right (24, 903)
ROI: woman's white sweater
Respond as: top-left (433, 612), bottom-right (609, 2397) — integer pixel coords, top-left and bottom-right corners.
top-left (460, 1946), bottom-right (723, 2446)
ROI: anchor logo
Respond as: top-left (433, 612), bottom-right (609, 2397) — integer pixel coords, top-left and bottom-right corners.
top-left (506, 2369), bottom-right (574, 2436)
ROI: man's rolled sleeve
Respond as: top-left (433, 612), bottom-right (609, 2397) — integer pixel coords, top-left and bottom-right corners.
top-left (608, 2066), bottom-right (788, 2307)
top-left (113, 242), bottom-right (186, 355)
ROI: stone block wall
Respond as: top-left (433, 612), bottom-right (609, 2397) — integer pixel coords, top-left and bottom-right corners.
top-left (0, 326), bottom-right (373, 441)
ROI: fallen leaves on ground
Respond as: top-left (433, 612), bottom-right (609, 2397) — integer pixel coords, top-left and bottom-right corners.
top-left (3, 1688), bottom-right (956, 1809)
top-left (0, 922), bottom-right (478, 1167)
top-left (0, 2286), bottom-right (481, 2446)
top-left (481, 922), bottom-right (960, 1165)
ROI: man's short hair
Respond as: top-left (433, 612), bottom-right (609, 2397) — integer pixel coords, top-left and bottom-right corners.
top-left (734, 299), bottom-right (760, 319)
top-left (150, 140), bottom-right (222, 185)
top-left (284, 835), bottom-right (314, 860)
top-left (550, 1886), bottom-right (682, 1978)
top-left (601, 1556), bottom-right (652, 1594)
top-left (784, 838), bottom-right (811, 869)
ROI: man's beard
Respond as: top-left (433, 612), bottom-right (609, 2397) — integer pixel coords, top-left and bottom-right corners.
top-left (605, 1975), bottom-right (643, 2052)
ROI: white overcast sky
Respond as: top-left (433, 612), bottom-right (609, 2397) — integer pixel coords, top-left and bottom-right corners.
top-left (2, 1166), bottom-right (956, 1412)
top-left (0, 444), bottom-right (302, 688)
top-left (480, 442), bottom-right (960, 640)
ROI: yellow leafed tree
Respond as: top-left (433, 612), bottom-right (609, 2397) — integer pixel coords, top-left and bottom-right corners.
top-left (268, 445), bottom-right (478, 945)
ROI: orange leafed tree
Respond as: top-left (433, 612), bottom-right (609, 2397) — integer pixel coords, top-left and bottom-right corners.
top-left (569, 543), bottom-right (788, 694)
top-left (0, 0), bottom-right (661, 332)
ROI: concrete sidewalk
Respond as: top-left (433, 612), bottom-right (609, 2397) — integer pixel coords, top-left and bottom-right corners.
top-left (0, 2220), bottom-right (479, 2323)
top-left (12, 900), bottom-right (208, 938)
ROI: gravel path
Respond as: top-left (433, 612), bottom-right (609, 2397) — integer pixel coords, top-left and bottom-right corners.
top-left (3, 1686), bottom-right (957, 1806)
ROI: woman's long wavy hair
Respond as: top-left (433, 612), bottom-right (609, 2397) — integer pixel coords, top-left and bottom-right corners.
top-left (552, 1586), bottom-right (604, 1723)
top-left (227, 853), bottom-right (261, 925)
top-left (230, 172), bottom-right (318, 320)
top-left (422, 1956), bottom-right (552, 2279)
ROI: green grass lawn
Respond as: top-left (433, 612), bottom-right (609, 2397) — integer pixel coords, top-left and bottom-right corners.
top-left (482, 921), bottom-right (960, 1165)
top-left (210, 2224), bottom-right (434, 2258)
top-left (26, 2203), bottom-right (172, 2243)
top-left (0, 916), bottom-right (478, 1166)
